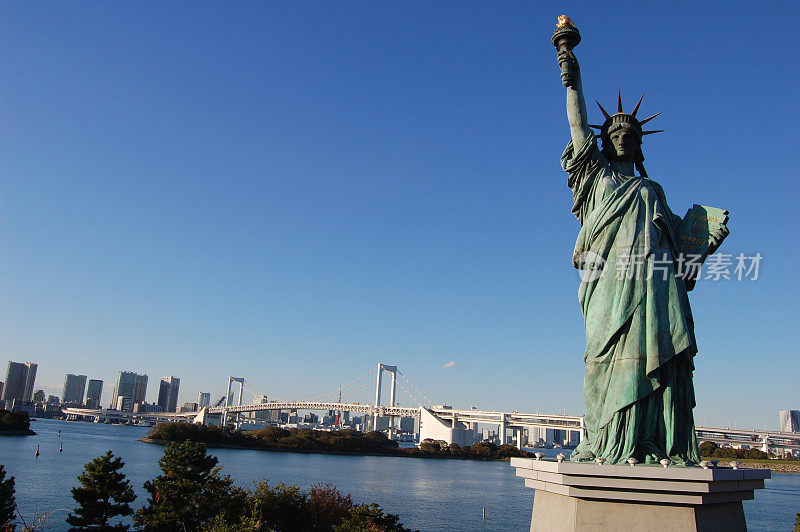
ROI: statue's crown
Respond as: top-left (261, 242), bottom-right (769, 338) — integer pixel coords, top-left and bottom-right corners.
top-left (589, 92), bottom-right (664, 140)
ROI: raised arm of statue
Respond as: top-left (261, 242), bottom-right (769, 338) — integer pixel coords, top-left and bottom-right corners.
top-left (558, 50), bottom-right (591, 149)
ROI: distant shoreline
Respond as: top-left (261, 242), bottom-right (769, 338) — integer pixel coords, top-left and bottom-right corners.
top-left (139, 437), bottom-right (800, 471)
top-left (700, 458), bottom-right (800, 474)
top-left (139, 436), bottom-right (510, 461)
top-left (0, 428), bottom-right (36, 436)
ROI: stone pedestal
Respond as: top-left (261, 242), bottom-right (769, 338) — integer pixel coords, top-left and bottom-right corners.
top-left (510, 457), bottom-right (769, 532)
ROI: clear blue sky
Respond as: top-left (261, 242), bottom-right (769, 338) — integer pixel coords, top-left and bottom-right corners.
top-left (1, 2), bottom-right (798, 429)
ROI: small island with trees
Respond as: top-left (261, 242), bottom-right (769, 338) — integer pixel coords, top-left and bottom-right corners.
top-left (0, 410), bottom-right (35, 436)
top-left (142, 422), bottom-right (534, 461)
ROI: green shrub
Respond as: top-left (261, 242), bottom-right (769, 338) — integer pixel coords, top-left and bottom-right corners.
top-left (332, 503), bottom-right (412, 532)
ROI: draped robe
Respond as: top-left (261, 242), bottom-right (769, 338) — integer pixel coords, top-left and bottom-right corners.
top-left (563, 133), bottom-right (700, 465)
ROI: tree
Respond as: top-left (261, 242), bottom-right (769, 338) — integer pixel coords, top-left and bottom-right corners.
top-left (32, 390), bottom-right (45, 403)
top-left (417, 439), bottom-right (438, 453)
top-left (332, 504), bottom-right (412, 532)
top-left (134, 441), bottom-right (245, 531)
top-left (245, 480), bottom-right (306, 531)
top-left (66, 451), bottom-right (136, 531)
top-left (0, 465), bottom-right (16, 531)
top-left (0, 411), bottom-right (31, 432)
top-left (251, 426), bottom-right (290, 444)
top-left (793, 513), bottom-right (800, 532)
top-left (306, 484), bottom-right (354, 531)
top-left (698, 441), bottom-right (718, 457)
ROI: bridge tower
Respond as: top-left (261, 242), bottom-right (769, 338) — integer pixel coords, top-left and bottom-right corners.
top-left (374, 363), bottom-right (397, 432)
top-left (222, 376), bottom-right (245, 427)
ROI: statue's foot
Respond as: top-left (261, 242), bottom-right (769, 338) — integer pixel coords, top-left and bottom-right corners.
top-left (569, 447), bottom-right (595, 462)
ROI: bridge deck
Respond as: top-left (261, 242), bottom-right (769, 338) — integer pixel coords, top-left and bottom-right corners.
top-left (60, 406), bottom-right (800, 449)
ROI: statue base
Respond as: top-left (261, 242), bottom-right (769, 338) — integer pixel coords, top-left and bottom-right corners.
top-left (510, 457), bottom-right (770, 532)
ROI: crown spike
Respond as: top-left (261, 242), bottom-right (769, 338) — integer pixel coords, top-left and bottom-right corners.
top-left (639, 111), bottom-right (662, 125)
top-left (595, 100), bottom-right (611, 120)
top-left (588, 124), bottom-right (603, 129)
top-left (642, 129), bottom-right (665, 135)
top-left (617, 90), bottom-right (623, 113)
top-left (631, 94), bottom-right (644, 117)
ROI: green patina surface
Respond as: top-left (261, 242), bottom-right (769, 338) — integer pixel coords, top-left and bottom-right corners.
top-left (563, 134), bottom-right (700, 465)
top-left (552, 16), bottom-right (729, 466)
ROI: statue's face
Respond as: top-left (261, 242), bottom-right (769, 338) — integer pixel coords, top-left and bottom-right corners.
top-left (608, 127), bottom-right (639, 161)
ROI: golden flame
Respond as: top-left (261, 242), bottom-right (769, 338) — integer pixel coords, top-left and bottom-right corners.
top-left (557, 15), bottom-right (574, 28)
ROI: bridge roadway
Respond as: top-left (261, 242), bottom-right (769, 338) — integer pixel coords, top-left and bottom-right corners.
top-left (62, 407), bottom-right (196, 423)
top-left (207, 401), bottom-right (419, 418)
top-left (696, 426), bottom-right (800, 452)
top-left (64, 403), bottom-right (586, 435)
top-left (62, 403), bottom-right (584, 431)
top-left (426, 407), bottom-right (584, 432)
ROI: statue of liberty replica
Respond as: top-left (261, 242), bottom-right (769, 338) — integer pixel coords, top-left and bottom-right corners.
top-left (553, 16), bottom-right (729, 466)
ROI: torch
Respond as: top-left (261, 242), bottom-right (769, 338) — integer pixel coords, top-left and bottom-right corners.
top-left (551, 15), bottom-right (581, 87)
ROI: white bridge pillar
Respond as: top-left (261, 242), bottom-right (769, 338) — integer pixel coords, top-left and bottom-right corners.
top-left (222, 376), bottom-right (245, 428)
top-left (761, 435), bottom-right (771, 454)
top-left (373, 363), bottom-right (397, 433)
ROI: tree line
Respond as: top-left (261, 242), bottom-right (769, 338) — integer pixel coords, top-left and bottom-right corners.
top-left (699, 441), bottom-right (778, 460)
top-left (146, 423), bottom-right (534, 461)
top-left (0, 441), bottom-right (413, 531)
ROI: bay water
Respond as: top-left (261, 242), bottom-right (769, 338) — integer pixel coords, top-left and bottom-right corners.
top-left (1, 419), bottom-right (797, 531)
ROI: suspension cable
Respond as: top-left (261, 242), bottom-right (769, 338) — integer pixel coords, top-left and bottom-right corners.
top-left (395, 379), bottom-right (425, 407)
top-left (398, 371), bottom-right (435, 406)
top-left (305, 367), bottom-right (376, 402)
top-left (341, 375), bottom-right (377, 402)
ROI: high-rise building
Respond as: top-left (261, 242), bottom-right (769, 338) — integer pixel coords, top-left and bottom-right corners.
top-left (133, 402), bottom-right (162, 413)
top-left (115, 396), bottom-right (132, 412)
top-left (780, 410), bottom-right (800, 433)
top-left (157, 376), bottom-right (180, 413)
top-left (111, 371), bottom-right (141, 409)
top-left (400, 416), bottom-right (415, 433)
top-left (62, 374), bottom-right (87, 405)
top-left (23, 364), bottom-right (36, 402)
top-left (0, 382), bottom-right (4, 398)
top-left (2, 361), bottom-right (38, 402)
top-left (111, 371), bottom-right (135, 408)
top-left (180, 402), bottom-right (199, 413)
top-left (86, 379), bottom-right (103, 409)
top-left (133, 374), bottom-right (148, 405)
top-left (197, 392), bottom-right (211, 409)
top-left (249, 394), bottom-right (280, 422)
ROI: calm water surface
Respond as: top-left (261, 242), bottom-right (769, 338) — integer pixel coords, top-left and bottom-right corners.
top-left (0, 419), bottom-right (796, 531)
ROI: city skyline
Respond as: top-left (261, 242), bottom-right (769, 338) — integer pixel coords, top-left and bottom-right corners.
top-left (1, 3), bottom-right (798, 430)
top-left (7, 357), bottom-right (799, 433)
